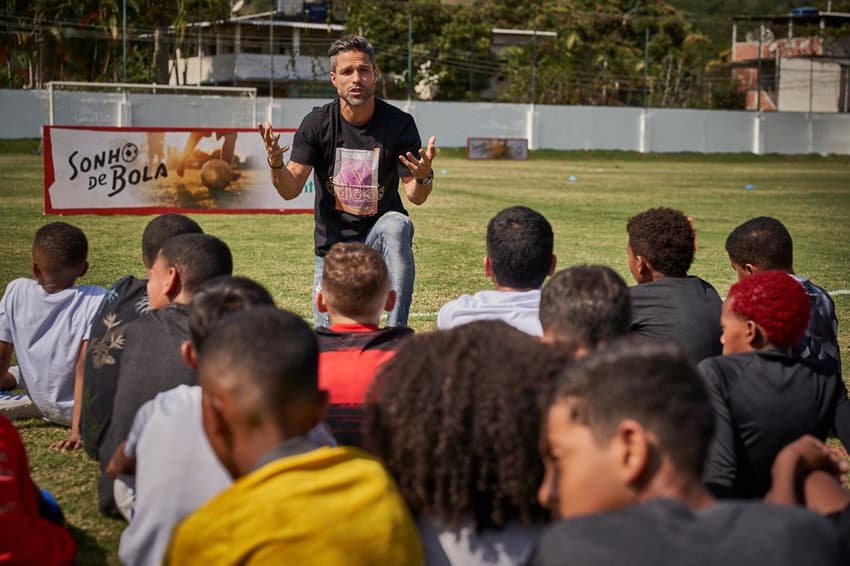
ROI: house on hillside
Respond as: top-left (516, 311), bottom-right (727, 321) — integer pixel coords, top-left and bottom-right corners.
top-left (731, 9), bottom-right (850, 112)
top-left (169, 0), bottom-right (345, 97)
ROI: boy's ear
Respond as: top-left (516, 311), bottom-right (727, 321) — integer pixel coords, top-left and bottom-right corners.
top-left (316, 290), bottom-right (329, 314)
top-left (548, 254), bottom-right (558, 276)
top-left (78, 260), bottom-right (89, 279)
top-left (31, 260), bottom-right (41, 281)
top-left (748, 320), bottom-right (770, 349)
top-left (181, 340), bottom-right (198, 369)
top-left (165, 266), bottom-right (180, 299)
top-left (613, 419), bottom-right (653, 487)
top-left (384, 289), bottom-right (397, 313)
top-left (483, 256), bottom-right (493, 278)
top-left (744, 263), bottom-right (757, 276)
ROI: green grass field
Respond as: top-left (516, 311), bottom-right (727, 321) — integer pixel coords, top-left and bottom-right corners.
top-left (2, 139), bottom-right (849, 563)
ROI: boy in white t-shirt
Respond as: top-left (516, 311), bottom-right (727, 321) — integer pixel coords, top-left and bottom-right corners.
top-left (0, 222), bottom-right (106, 449)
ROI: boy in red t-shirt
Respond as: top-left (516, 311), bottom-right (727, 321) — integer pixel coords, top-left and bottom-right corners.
top-left (0, 415), bottom-right (77, 564)
top-left (315, 242), bottom-right (413, 446)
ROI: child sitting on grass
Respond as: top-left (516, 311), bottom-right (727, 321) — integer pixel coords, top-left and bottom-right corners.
top-left (529, 338), bottom-right (847, 566)
top-left (81, 213), bottom-right (202, 462)
top-left (315, 242), bottom-right (413, 445)
top-left (166, 307), bottom-right (422, 565)
top-left (725, 216), bottom-right (841, 375)
top-left (700, 271), bottom-right (850, 499)
top-left (626, 207), bottom-right (721, 362)
top-left (97, 233), bottom-right (232, 517)
top-left (0, 222), bottom-right (106, 449)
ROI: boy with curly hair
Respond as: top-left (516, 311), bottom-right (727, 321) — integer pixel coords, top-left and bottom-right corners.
top-left (626, 207), bottom-right (721, 362)
top-left (0, 222), bottom-right (106, 449)
top-left (364, 321), bottom-right (570, 565)
top-left (315, 242), bottom-right (413, 446)
top-left (725, 216), bottom-right (840, 375)
top-left (700, 271), bottom-right (850, 499)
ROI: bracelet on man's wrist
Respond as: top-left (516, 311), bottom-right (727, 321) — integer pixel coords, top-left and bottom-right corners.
top-left (415, 169), bottom-right (434, 185)
top-left (268, 157), bottom-right (284, 169)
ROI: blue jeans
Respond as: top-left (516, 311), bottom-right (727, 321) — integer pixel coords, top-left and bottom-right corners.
top-left (313, 211), bottom-right (415, 328)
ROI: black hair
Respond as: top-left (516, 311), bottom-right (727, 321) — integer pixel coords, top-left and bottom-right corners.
top-left (551, 337), bottom-right (715, 477)
top-left (141, 214), bottom-right (203, 269)
top-left (199, 307), bottom-right (320, 427)
top-left (364, 320), bottom-right (570, 531)
top-left (725, 216), bottom-right (793, 271)
top-left (486, 206), bottom-right (554, 289)
top-left (626, 207), bottom-right (694, 277)
top-left (329, 35), bottom-right (376, 71)
top-left (189, 276), bottom-right (275, 351)
top-left (539, 265), bottom-right (631, 352)
top-left (33, 222), bottom-right (88, 278)
top-left (158, 233), bottom-right (233, 295)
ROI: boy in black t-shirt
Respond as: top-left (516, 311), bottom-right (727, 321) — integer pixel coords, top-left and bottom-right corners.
top-left (699, 271), bottom-right (850, 499)
top-left (530, 338), bottom-right (847, 566)
top-left (258, 35), bottom-right (437, 328)
top-left (626, 207), bottom-right (722, 362)
top-left (81, 213), bottom-right (202, 462)
top-left (96, 233), bottom-right (231, 517)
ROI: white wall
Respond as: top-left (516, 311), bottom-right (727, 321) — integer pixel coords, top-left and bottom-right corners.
top-left (3, 88), bottom-right (849, 155)
top-left (778, 58), bottom-right (843, 113)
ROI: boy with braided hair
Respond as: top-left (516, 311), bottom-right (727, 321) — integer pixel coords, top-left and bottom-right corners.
top-left (700, 271), bottom-right (850, 499)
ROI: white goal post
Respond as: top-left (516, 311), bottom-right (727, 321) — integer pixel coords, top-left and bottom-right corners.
top-left (45, 81), bottom-right (258, 128)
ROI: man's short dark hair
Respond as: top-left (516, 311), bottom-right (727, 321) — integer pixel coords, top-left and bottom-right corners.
top-left (141, 214), bottom-right (203, 269)
top-left (550, 337), bottom-right (715, 477)
top-left (725, 216), bottom-right (793, 271)
top-left (627, 207), bottom-right (694, 277)
top-left (322, 242), bottom-right (389, 317)
top-left (159, 234), bottom-right (233, 295)
top-left (199, 307), bottom-right (319, 428)
top-left (329, 35), bottom-right (376, 71)
top-left (33, 222), bottom-right (88, 277)
top-left (486, 206), bottom-right (554, 289)
top-left (539, 265), bottom-right (631, 351)
top-left (189, 276), bottom-right (275, 350)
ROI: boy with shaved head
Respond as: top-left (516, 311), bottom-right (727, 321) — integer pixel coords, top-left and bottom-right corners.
top-left (0, 222), bottom-right (105, 449)
top-left (166, 307), bottom-right (422, 564)
top-left (530, 338), bottom-right (847, 565)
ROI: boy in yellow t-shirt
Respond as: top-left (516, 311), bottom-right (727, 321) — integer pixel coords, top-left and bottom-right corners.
top-left (165, 307), bottom-right (422, 565)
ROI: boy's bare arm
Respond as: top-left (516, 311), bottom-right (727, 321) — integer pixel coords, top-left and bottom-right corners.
top-left (105, 441), bottom-right (136, 478)
top-left (0, 341), bottom-right (15, 389)
top-left (50, 340), bottom-right (87, 451)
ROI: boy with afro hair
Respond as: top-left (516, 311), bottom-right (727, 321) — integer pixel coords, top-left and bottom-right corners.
top-left (700, 271), bottom-right (850, 499)
top-left (626, 207), bottom-right (721, 362)
top-left (725, 216), bottom-right (840, 375)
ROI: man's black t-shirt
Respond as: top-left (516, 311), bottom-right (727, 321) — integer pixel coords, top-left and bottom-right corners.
top-left (290, 98), bottom-right (421, 256)
top-left (527, 498), bottom-right (848, 566)
top-left (630, 276), bottom-right (722, 363)
top-left (700, 350), bottom-right (850, 499)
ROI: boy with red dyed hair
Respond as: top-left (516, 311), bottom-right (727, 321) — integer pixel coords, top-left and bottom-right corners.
top-left (700, 271), bottom-right (850, 499)
top-left (315, 242), bottom-right (413, 445)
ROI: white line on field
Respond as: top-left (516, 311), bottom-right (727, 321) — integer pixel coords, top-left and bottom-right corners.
top-left (830, 289), bottom-right (850, 296)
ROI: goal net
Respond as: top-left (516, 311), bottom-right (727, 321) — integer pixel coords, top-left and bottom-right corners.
top-left (45, 82), bottom-right (257, 128)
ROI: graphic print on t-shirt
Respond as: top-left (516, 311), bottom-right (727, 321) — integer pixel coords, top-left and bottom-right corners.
top-left (330, 147), bottom-right (382, 216)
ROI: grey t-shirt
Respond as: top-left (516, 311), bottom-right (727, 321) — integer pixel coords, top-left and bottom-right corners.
top-left (528, 498), bottom-right (848, 566)
top-left (630, 276), bottom-right (722, 363)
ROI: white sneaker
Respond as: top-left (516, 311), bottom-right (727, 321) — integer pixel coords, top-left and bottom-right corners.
top-left (0, 392), bottom-right (42, 420)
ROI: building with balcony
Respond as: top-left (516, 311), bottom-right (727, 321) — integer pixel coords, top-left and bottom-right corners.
top-left (169, 1), bottom-right (345, 97)
top-left (731, 9), bottom-right (850, 112)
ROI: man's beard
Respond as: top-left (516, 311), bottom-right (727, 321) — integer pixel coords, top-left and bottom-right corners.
top-left (342, 84), bottom-right (374, 107)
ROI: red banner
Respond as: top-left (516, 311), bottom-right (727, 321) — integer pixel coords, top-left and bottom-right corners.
top-left (44, 126), bottom-right (314, 215)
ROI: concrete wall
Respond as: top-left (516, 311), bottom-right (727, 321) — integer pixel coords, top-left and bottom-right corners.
top-left (3, 88), bottom-right (849, 154)
top-left (778, 58), bottom-right (843, 113)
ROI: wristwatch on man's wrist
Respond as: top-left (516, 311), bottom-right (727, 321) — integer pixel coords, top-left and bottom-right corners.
top-left (415, 169), bottom-right (434, 185)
